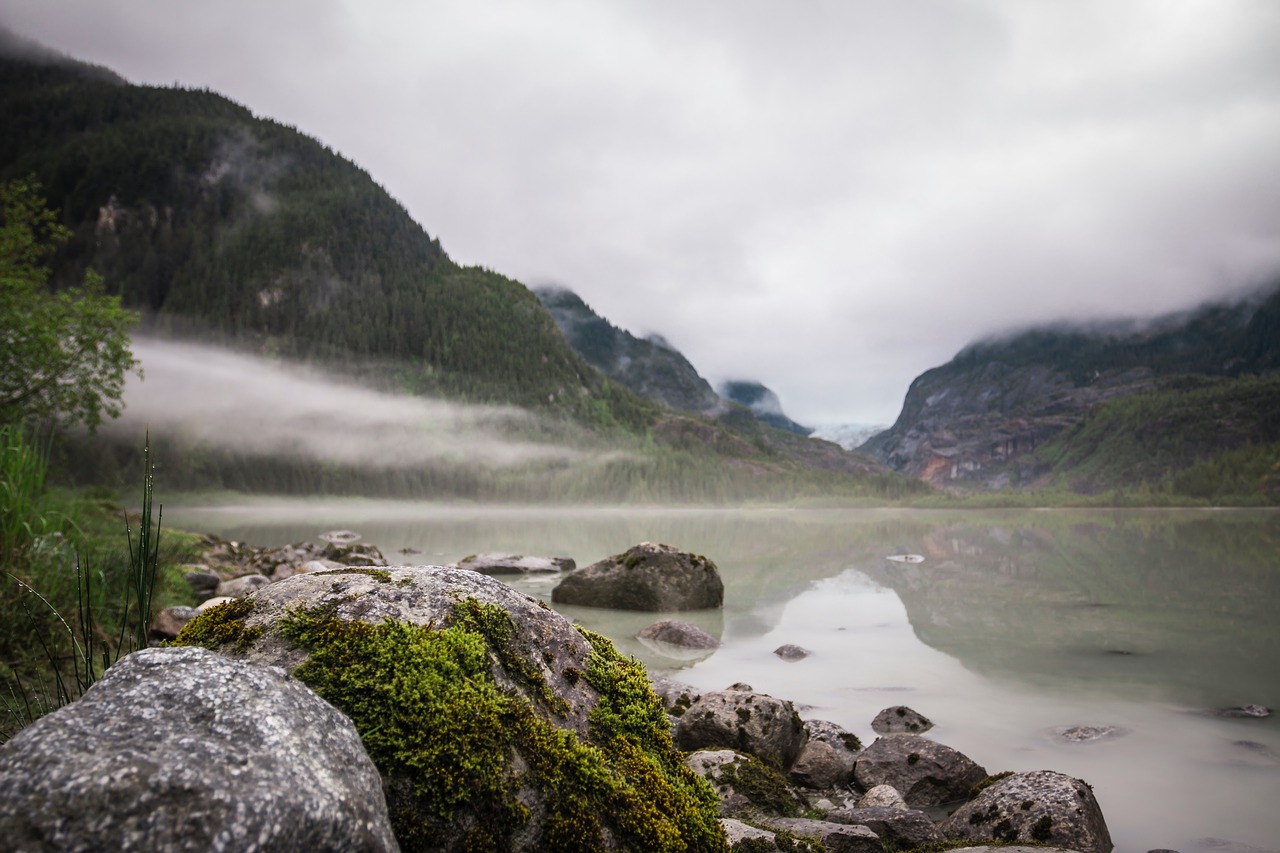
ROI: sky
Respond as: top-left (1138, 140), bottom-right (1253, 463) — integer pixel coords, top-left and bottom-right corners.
top-left (4, 0), bottom-right (1280, 425)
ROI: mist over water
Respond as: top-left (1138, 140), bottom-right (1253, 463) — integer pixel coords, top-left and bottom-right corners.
top-left (110, 339), bottom-right (588, 469)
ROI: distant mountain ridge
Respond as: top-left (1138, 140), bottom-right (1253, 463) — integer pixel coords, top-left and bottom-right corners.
top-left (861, 285), bottom-right (1280, 498)
top-left (718, 381), bottom-right (811, 436)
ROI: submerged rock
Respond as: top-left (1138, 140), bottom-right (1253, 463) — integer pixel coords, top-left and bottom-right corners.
top-left (454, 553), bottom-right (575, 575)
top-left (773, 644), bottom-right (811, 661)
top-left (551, 542), bottom-right (724, 611)
top-left (637, 619), bottom-right (721, 653)
top-left (0, 646), bottom-right (397, 852)
top-left (1052, 724), bottom-right (1128, 743)
top-left (939, 770), bottom-right (1113, 853)
top-left (871, 705), bottom-right (934, 735)
top-left (853, 733), bottom-right (988, 807)
top-left (175, 566), bottom-right (725, 852)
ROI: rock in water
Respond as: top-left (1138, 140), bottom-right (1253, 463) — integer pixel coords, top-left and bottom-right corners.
top-left (637, 619), bottom-right (721, 652)
top-left (871, 705), bottom-right (934, 735)
top-left (454, 553), bottom-right (575, 575)
top-left (551, 542), bottom-right (724, 611)
top-left (175, 565), bottom-right (725, 852)
top-left (0, 646), bottom-right (397, 852)
top-left (939, 770), bottom-right (1113, 853)
top-left (853, 733), bottom-right (988, 807)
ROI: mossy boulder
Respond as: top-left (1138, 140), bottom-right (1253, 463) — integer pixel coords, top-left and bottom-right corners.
top-left (674, 686), bottom-right (808, 770)
top-left (176, 566), bottom-right (727, 853)
top-left (939, 770), bottom-right (1112, 853)
top-left (552, 543), bottom-right (724, 611)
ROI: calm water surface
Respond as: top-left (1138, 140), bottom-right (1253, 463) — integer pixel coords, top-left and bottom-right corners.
top-left (166, 502), bottom-right (1280, 853)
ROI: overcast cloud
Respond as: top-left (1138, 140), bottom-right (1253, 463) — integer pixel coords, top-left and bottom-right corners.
top-left (5, 0), bottom-right (1279, 424)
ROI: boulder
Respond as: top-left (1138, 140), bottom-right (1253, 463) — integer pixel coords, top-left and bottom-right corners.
top-left (853, 734), bottom-right (987, 807)
top-left (685, 749), bottom-right (807, 817)
top-left (803, 719), bottom-right (862, 763)
top-left (773, 644), bottom-right (811, 661)
top-left (149, 605), bottom-right (200, 640)
top-left (0, 646), bottom-right (396, 852)
top-left (721, 818), bottom-right (777, 850)
top-left (855, 784), bottom-right (907, 810)
top-left (939, 770), bottom-right (1113, 853)
top-left (789, 739), bottom-right (849, 789)
top-left (1051, 725), bottom-right (1128, 744)
top-left (175, 566), bottom-right (724, 852)
top-left (321, 541), bottom-right (386, 567)
top-left (826, 806), bottom-right (943, 848)
top-left (760, 818), bottom-right (882, 853)
top-left (551, 542), bottom-right (724, 611)
top-left (214, 573), bottom-right (271, 598)
top-left (454, 553), bottom-right (575, 575)
top-left (674, 685), bottom-right (808, 769)
top-left (196, 595), bottom-right (235, 612)
top-left (182, 568), bottom-right (220, 598)
top-left (637, 619), bottom-right (721, 654)
top-left (871, 705), bottom-right (934, 735)
top-left (273, 559), bottom-right (338, 581)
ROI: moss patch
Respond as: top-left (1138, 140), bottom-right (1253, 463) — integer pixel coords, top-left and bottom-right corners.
top-left (710, 752), bottom-right (800, 818)
top-left (196, 599), bottom-right (725, 852)
top-left (173, 598), bottom-right (262, 652)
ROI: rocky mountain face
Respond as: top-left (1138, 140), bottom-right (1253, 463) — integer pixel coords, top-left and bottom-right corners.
top-left (719, 381), bottom-right (812, 436)
top-left (535, 287), bottom-right (721, 412)
top-left (861, 285), bottom-right (1280, 491)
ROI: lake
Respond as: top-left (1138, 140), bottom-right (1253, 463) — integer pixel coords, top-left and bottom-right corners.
top-left (165, 501), bottom-right (1280, 853)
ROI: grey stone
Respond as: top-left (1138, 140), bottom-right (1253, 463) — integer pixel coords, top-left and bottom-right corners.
top-left (149, 605), bottom-right (200, 640)
top-left (761, 818), bottom-right (882, 853)
top-left (826, 806), bottom-right (943, 847)
top-left (0, 646), bottom-right (397, 852)
top-left (182, 569), bottom-right (220, 598)
top-left (773, 644), bottom-right (811, 661)
top-left (721, 817), bottom-right (777, 850)
top-left (685, 749), bottom-right (808, 818)
top-left (637, 619), bottom-right (721, 652)
top-left (853, 733), bottom-right (988, 807)
top-left (1216, 704), bottom-right (1272, 718)
top-left (871, 705), bottom-right (934, 735)
top-left (454, 553), bottom-right (575, 574)
top-left (195, 595), bottom-right (235, 612)
top-left (940, 770), bottom-right (1113, 853)
top-left (215, 573), bottom-right (271, 598)
top-left (789, 739), bottom-right (849, 789)
top-left (674, 686), bottom-right (808, 769)
top-left (551, 542), bottom-right (724, 611)
top-left (855, 784), bottom-right (907, 810)
top-left (1052, 725), bottom-right (1128, 743)
top-left (650, 675), bottom-right (702, 716)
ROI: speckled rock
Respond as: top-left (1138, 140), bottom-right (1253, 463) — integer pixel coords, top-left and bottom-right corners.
top-left (551, 542), bottom-right (724, 611)
top-left (650, 675), bottom-right (703, 716)
top-left (721, 818), bottom-right (778, 850)
top-left (855, 784), bottom-right (907, 809)
top-left (760, 818), bottom-right (882, 853)
top-left (0, 646), bottom-right (397, 852)
top-left (826, 806), bottom-right (943, 847)
top-left (674, 685), bottom-right (808, 769)
top-left (637, 619), bottom-right (721, 650)
top-left (939, 770), bottom-right (1112, 853)
top-left (685, 749), bottom-right (808, 817)
top-left (454, 553), bottom-right (574, 575)
top-left (853, 734), bottom-right (987, 807)
top-left (773, 644), bottom-right (810, 661)
top-left (871, 705), bottom-right (933, 735)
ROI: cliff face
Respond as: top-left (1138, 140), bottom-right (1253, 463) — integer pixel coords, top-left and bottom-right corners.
top-left (861, 284), bottom-right (1280, 491)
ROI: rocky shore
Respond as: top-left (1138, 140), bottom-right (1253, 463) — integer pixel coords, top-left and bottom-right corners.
top-left (0, 533), bottom-right (1133, 851)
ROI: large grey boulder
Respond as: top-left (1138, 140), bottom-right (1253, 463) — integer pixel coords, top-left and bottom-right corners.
top-left (674, 685), bottom-right (808, 769)
top-left (826, 806), bottom-right (943, 848)
top-left (790, 719), bottom-right (861, 788)
top-left (853, 733), bottom-right (988, 807)
top-left (454, 553), bottom-right (574, 575)
top-left (176, 566), bottom-right (724, 852)
top-left (940, 770), bottom-right (1112, 853)
top-left (551, 542), bottom-right (724, 611)
top-left (0, 646), bottom-right (397, 852)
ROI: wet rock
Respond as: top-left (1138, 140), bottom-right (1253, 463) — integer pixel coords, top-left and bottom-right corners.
top-left (551, 542), bottom-right (724, 611)
top-left (940, 769), bottom-right (1113, 853)
top-left (1216, 704), bottom-right (1272, 718)
top-left (674, 685), bottom-right (808, 769)
top-left (773, 644), bottom-right (811, 661)
top-left (0, 646), bottom-right (396, 852)
top-left (637, 619), bottom-right (721, 652)
top-left (853, 733), bottom-right (988, 807)
top-left (319, 529), bottom-right (362, 545)
top-left (759, 817), bottom-right (882, 852)
top-left (214, 573), bottom-right (271, 598)
top-left (149, 605), bottom-right (200, 640)
top-left (826, 806), bottom-right (943, 848)
top-left (856, 784), bottom-right (907, 810)
top-left (871, 705), bottom-right (934, 735)
top-left (454, 553), bottom-right (575, 574)
top-left (1052, 725), bottom-right (1128, 743)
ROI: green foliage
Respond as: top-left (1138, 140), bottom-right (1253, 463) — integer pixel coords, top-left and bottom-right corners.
top-left (0, 179), bottom-right (139, 430)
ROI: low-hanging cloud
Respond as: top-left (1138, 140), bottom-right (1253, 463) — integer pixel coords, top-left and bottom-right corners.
top-left (108, 340), bottom-right (588, 469)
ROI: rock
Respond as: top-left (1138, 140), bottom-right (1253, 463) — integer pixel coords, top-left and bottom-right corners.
top-left (551, 542), bottom-right (724, 611)
top-left (319, 529), bottom-right (362, 544)
top-left (760, 818), bottom-right (882, 853)
top-left (674, 685), bottom-right (808, 769)
top-left (853, 734), bottom-right (988, 807)
top-left (0, 646), bottom-right (397, 852)
top-left (805, 719), bottom-right (863, 756)
top-left (650, 675), bottom-right (703, 716)
top-left (871, 705), bottom-right (934, 735)
top-left (1052, 724), bottom-right (1128, 743)
top-left (685, 749), bottom-right (808, 817)
top-left (637, 619), bottom-right (721, 654)
top-left (856, 784), bottom-right (907, 810)
top-left (789, 739), bottom-right (849, 789)
top-left (939, 770), bottom-right (1113, 853)
top-left (196, 595), bottom-right (235, 612)
top-left (773, 644), bottom-right (810, 661)
top-left (176, 565), bottom-right (724, 851)
top-left (454, 553), bottom-right (575, 574)
top-left (273, 559), bottom-right (339, 580)
top-left (721, 817), bottom-right (778, 850)
top-left (214, 573), bottom-right (271, 598)
top-left (148, 605), bottom-right (200, 640)
top-left (322, 541), bottom-right (386, 567)
top-left (182, 568), bottom-right (220, 598)
top-left (826, 806), bottom-right (943, 848)
top-left (1216, 704), bottom-right (1273, 718)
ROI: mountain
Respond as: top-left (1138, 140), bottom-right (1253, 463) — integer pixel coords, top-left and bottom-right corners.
top-left (861, 285), bottom-right (1280, 499)
top-left (719, 381), bottom-right (811, 436)
top-left (809, 423), bottom-right (887, 451)
top-left (534, 287), bottom-right (720, 412)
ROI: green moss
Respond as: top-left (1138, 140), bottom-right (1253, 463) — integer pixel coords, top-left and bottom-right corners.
top-left (211, 600), bottom-right (725, 852)
top-left (837, 732), bottom-right (862, 752)
top-left (710, 752), bottom-right (800, 818)
top-left (624, 554), bottom-right (644, 570)
top-left (173, 598), bottom-right (262, 652)
top-left (1029, 814), bottom-right (1054, 841)
top-left (968, 770), bottom-right (1013, 801)
top-left (317, 567), bottom-right (392, 582)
